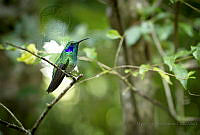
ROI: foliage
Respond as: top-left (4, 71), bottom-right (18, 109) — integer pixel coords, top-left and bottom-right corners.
top-left (106, 29), bottom-right (121, 39)
top-left (17, 44), bottom-right (38, 64)
top-left (1, 0), bottom-right (200, 135)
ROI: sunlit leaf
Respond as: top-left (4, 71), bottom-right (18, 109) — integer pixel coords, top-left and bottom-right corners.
top-left (0, 44), bottom-right (4, 50)
top-left (153, 12), bottom-right (171, 21)
top-left (194, 18), bottom-right (200, 28)
top-left (155, 24), bottom-right (173, 41)
top-left (83, 48), bottom-right (97, 59)
top-left (17, 44), bottom-right (38, 64)
top-left (169, 0), bottom-right (175, 4)
top-left (172, 64), bottom-right (188, 89)
top-left (6, 46), bottom-right (16, 51)
top-left (163, 56), bottom-right (175, 71)
top-left (188, 71), bottom-right (196, 79)
top-left (175, 50), bottom-right (191, 59)
top-left (140, 21), bottom-right (152, 34)
top-left (124, 69), bottom-right (131, 73)
top-left (179, 23), bottom-right (193, 37)
top-left (125, 25), bottom-right (141, 46)
top-left (106, 29), bottom-right (121, 39)
top-left (153, 67), bottom-right (172, 84)
top-left (132, 71), bottom-right (139, 77)
top-left (139, 64), bottom-right (151, 79)
top-left (191, 43), bottom-right (200, 62)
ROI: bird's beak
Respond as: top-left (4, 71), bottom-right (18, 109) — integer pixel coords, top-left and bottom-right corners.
top-left (77, 38), bottom-right (89, 44)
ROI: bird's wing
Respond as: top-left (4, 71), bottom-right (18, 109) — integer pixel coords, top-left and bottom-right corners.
top-left (47, 60), bottom-right (69, 93)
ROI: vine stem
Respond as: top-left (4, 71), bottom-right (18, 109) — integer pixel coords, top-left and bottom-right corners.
top-left (0, 103), bottom-right (24, 128)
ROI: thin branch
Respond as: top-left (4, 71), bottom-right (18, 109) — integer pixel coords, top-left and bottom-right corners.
top-left (78, 71), bottom-right (108, 85)
top-left (31, 75), bottom-right (83, 134)
top-left (108, 70), bottom-right (179, 122)
top-left (162, 78), bottom-right (177, 117)
top-left (0, 119), bottom-right (30, 134)
top-left (150, 24), bottom-right (165, 57)
top-left (0, 103), bottom-right (24, 128)
top-left (151, 25), bottom-right (178, 120)
top-left (80, 57), bottom-right (200, 122)
top-left (4, 42), bottom-right (76, 81)
top-left (180, 0), bottom-right (200, 13)
top-left (114, 36), bottom-right (124, 67)
top-left (80, 57), bottom-right (178, 120)
top-left (109, 0), bottom-right (141, 127)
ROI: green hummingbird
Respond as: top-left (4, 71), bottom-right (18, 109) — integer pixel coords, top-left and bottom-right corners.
top-left (47, 38), bottom-right (89, 93)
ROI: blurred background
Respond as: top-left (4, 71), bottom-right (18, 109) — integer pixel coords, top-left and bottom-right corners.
top-left (0, 0), bottom-right (200, 135)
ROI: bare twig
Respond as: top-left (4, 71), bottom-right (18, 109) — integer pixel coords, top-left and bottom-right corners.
top-left (180, 0), bottom-right (200, 13)
top-left (114, 36), bottom-right (124, 66)
top-left (79, 57), bottom-right (178, 120)
top-left (0, 119), bottom-right (30, 134)
top-left (78, 71), bottom-right (108, 85)
top-left (150, 24), bottom-right (165, 57)
top-left (0, 103), bottom-right (24, 128)
top-left (80, 57), bottom-right (200, 123)
top-left (31, 75), bottom-right (83, 134)
top-left (151, 25), bottom-right (179, 120)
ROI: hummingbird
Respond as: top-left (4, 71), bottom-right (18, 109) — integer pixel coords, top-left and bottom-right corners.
top-left (47, 38), bottom-right (89, 93)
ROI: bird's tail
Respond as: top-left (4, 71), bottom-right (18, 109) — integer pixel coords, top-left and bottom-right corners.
top-left (47, 63), bottom-right (68, 93)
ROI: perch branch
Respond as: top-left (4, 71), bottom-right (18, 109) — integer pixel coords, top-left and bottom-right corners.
top-left (31, 75), bottom-right (83, 134)
top-left (2, 42), bottom-right (83, 134)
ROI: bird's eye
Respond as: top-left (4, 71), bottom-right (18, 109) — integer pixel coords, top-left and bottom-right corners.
top-left (65, 46), bottom-right (74, 52)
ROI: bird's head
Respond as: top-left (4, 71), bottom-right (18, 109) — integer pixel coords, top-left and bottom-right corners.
top-left (64, 38), bottom-right (89, 53)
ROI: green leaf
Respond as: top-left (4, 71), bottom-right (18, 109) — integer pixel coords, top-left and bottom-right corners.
top-left (172, 64), bottom-right (188, 89)
top-left (139, 64), bottom-right (151, 79)
top-left (169, 0), bottom-right (175, 4)
top-left (132, 71), bottom-right (139, 77)
top-left (194, 18), bottom-right (200, 28)
top-left (191, 43), bottom-right (200, 62)
top-left (0, 44), bottom-right (4, 50)
top-left (124, 69), bottom-right (131, 73)
top-left (17, 44), bottom-right (38, 64)
top-left (163, 56), bottom-right (175, 71)
top-left (106, 29), bottom-right (121, 39)
top-left (124, 69), bottom-right (139, 77)
top-left (179, 23), bottom-right (193, 37)
top-left (188, 71), bottom-right (195, 77)
top-left (83, 48), bottom-right (97, 59)
top-left (153, 67), bottom-right (172, 85)
top-left (6, 46), bottom-right (17, 51)
top-left (155, 24), bottom-right (173, 41)
top-left (125, 25), bottom-right (141, 46)
top-left (175, 50), bottom-right (191, 59)
top-left (153, 12), bottom-right (171, 21)
top-left (140, 21), bottom-right (152, 34)
top-left (188, 71), bottom-right (196, 79)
